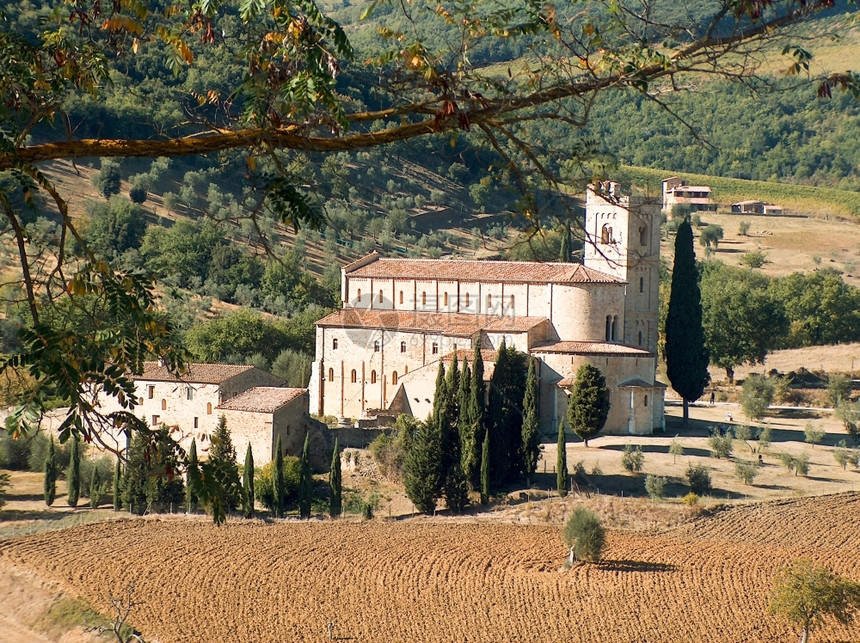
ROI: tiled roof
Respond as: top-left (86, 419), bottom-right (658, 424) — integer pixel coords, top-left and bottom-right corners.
top-left (316, 309), bottom-right (548, 336)
top-left (217, 387), bottom-right (307, 413)
top-left (139, 362), bottom-right (256, 384)
top-left (530, 341), bottom-right (652, 356)
top-left (618, 378), bottom-right (667, 389)
top-left (344, 254), bottom-right (622, 284)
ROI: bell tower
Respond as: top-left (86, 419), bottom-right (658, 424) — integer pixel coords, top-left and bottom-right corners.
top-left (583, 182), bottom-right (661, 354)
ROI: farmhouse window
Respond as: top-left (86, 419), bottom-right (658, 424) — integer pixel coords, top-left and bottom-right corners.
top-left (639, 277), bottom-right (644, 293)
top-left (510, 294), bottom-right (515, 309)
top-left (147, 385), bottom-right (155, 399)
top-left (644, 395), bottom-right (649, 407)
top-left (187, 387), bottom-right (194, 400)
top-left (486, 294), bottom-right (492, 309)
top-left (207, 403), bottom-right (212, 415)
top-left (432, 342), bottom-right (438, 355)
top-left (601, 224), bottom-right (613, 244)
top-left (464, 293), bottom-right (470, 307)
top-left (161, 399), bottom-right (167, 410)
top-left (638, 331), bottom-right (643, 346)
top-left (605, 315), bottom-right (612, 341)
top-left (193, 417), bottom-right (199, 429)
top-left (151, 415), bottom-right (160, 426)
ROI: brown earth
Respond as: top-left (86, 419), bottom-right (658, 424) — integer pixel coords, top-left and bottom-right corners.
top-left (0, 492), bottom-right (859, 643)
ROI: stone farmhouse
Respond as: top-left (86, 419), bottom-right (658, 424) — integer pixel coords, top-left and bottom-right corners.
top-left (97, 362), bottom-right (329, 467)
top-left (309, 183), bottom-right (666, 436)
top-left (662, 177), bottom-right (717, 213)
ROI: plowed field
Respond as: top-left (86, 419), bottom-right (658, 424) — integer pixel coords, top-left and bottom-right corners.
top-left (2, 493), bottom-right (860, 642)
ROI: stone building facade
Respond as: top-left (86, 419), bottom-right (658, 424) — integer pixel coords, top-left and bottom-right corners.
top-left (96, 363), bottom-right (328, 465)
top-left (309, 183), bottom-right (666, 435)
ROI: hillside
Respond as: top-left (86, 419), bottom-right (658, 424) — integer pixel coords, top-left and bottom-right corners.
top-left (1, 493), bottom-right (859, 642)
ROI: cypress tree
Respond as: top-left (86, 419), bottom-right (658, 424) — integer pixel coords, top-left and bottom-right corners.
top-left (567, 364), bottom-right (611, 447)
top-left (488, 340), bottom-right (527, 484)
top-left (521, 357), bottom-right (540, 486)
top-left (274, 435), bottom-right (285, 518)
top-left (186, 438), bottom-right (199, 514)
top-left (480, 426), bottom-right (490, 505)
top-left (242, 443), bottom-right (255, 518)
top-left (298, 432), bottom-right (312, 519)
top-left (468, 345), bottom-right (486, 488)
top-left (404, 420), bottom-right (443, 513)
top-left (329, 437), bottom-right (341, 518)
top-left (557, 419), bottom-right (568, 498)
top-left (665, 218), bottom-right (710, 426)
top-left (560, 221), bottom-right (572, 262)
top-left (43, 437), bottom-right (57, 507)
top-left (210, 415), bottom-right (240, 511)
top-left (89, 465), bottom-right (100, 508)
top-left (113, 457), bottom-right (121, 511)
top-left (67, 435), bottom-right (81, 508)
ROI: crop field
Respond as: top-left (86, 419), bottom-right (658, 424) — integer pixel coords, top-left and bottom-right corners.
top-left (1, 493), bottom-right (859, 642)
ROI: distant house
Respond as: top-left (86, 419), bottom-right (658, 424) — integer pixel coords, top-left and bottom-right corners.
top-left (662, 177), bottom-right (717, 212)
top-left (731, 200), bottom-right (783, 215)
top-left (96, 362), bottom-right (329, 466)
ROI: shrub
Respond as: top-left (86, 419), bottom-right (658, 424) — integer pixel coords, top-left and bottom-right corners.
top-left (685, 463), bottom-right (712, 495)
top-left (757, 425), bottom-right (773, 451)
top-left (620, 444), bottom-right (644, 474)
top-left (803, 423), bottom-right (825, 448)
top-left (129, 184), bottom-right (147, 204)
top-left (644, 474), bottom-right (666, 501)
top-left (833, 441), bottom-right (858, 470)
top-left (590, 462), bottom-right (603, 476)
top-left (740, 249), bottom-right (767, 268)
top-left (682, 492), bottom-right (699, 507)
top-left (735, 460), bottom-right (759, 485)
top-left (708, 432), bottom-right (734, 459)
top-left (254, 456), bottom-right (301, 512)
top-left (738, 220), bottom-right (751, 236)
top-left (778, 452), bottom-right (797, 474)
top-left (28, 432), bottom-right (70, 473)
top-left (562, 507), bottom-right (606, 563)
top-left (669, 438), bottom-right (683, 463)
top-left (369, 432), bottom-right (407, 482)
top-left (827, 374), bottom-right (851, 408)
top-left (794, 452), bottom-right (810, 477)
top-left (740, 374), bottom-right (775, 420)
top-left (0, 423), bottom-right (34, 469)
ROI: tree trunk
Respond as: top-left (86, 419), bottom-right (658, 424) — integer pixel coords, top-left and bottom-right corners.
top-left (725, 367), bottom-right (734, 384)
top-left (682, 399), bottom-right (689, 427)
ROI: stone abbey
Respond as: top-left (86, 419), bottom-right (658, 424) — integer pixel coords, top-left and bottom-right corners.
top-left (310, 184), bottom-right (666, 435)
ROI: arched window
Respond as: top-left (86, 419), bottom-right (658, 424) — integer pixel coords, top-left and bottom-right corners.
top-left (392, 371), bottom-right (398, 385)
top-left (464, 293), bottom-right (470, 307)
top-left (374, 340), bottom-right (380, 352)
top-left (357, 288), bottom-right (362, 301)
top-left (510, 294), bottom-right (515, 309)
top-left (639, 226), bottom-right (648, 246)
top-left (639, 276), bottom-right (644, 293)
top-left (443, 292), bottom-right (448, 307)
top-left (638, 331), bottom-right (643, 346)
top-left (601, 224), bottom-right (613, 244)
top-left (421, 291), bottom-right (427, 306)
top-left (328, 367), bottom-right (334, 381)
top-left (351, 369), bottom-right (357, 383)
top-left (605, 315), bottom-right (612, 341)
top-left (399, 291), bottom-right (404, 304)
top-left (370, 370), bottom-right (377, 384)
top-left (332, 338), bottom-right (338, 350)
top-left (486, 294), bottom-right (492, 309)
top-left (161, 399), bottom-right (167, 410)
top-left (432, 342), bottom-right (439, 355)
top-left (644, 394), bottom-right (649, 407)
top-left (400, 341), bottom-right (407, 353)
top-left (404, 365), bottom-right (409, 374)
top-left (378, 290), bottom-right (383, 303)
top-left (611, 315), bottom-right (618, 341)
top-left (207, 403), bottom-right (212, 415)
